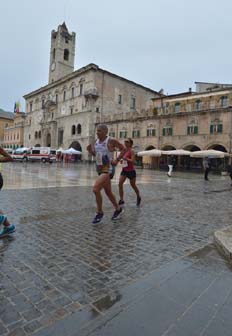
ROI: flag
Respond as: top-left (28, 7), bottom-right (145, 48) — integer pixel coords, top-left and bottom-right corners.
top-left (14, 101), bottom-right (21, 113)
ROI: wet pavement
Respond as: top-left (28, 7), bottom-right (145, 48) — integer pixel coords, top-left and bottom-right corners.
top-left (0, 163), bottom-right (232, 335)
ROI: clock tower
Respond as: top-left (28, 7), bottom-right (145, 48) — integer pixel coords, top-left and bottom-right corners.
top-left (48, 22), bottom-right (76, 84)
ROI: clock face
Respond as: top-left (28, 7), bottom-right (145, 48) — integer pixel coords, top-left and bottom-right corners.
top-left (51, 62), bottom-right (56, 71)
top-left (61, 106), bottom-right (66, 115)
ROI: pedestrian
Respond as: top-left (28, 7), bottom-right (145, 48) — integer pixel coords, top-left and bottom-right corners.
top-left (87, 124), bottom-right (126, 224)
top-left (227, 163), bottom-right (232, 186)
top-left (202, 157), bottom-right (211, 181)
top-left (0, 146), bottom-right (16, 238)
top-left (167, 155), bottom-right (175, 177)
top-left (118, 138), bottom-right (141, 206)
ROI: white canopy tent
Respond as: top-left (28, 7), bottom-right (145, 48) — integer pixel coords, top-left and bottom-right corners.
top-left (62, 148), bottom-right (82, 155)
top-left (190, 149), bottom-right (229, 158)
top-left (137, 149), bottom-right (162, 157)
top-left (161, 149), bottom-right (191, 156)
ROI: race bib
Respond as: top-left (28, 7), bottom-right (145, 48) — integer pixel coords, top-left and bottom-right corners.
top-left (96, 152), bottom-right (103, 165)
top-left (122, 160), bottom-right (128, 168)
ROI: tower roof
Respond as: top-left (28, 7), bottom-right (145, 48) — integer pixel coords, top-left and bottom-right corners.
top-left (60, 22), bottom-right (68, 32)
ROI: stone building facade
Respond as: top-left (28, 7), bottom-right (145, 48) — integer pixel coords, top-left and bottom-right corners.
top-left (23, 23), bottom-right (158, 157)
top-left (98, 81), bottom-right (232, 169)
top-left (3, 112), bottom-right (26, 149)
top-left (0, 109), bottom-right (14, 147)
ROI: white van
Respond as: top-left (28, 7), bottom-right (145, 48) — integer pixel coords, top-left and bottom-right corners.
top-left (12, 147), bottom-right (30, 162)
top-left (26, 147), bottom-right (57, 163)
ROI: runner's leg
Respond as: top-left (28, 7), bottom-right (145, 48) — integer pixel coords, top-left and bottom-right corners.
top-left (119, 175), bottom-right (127, 202)
top-left (93, 174), bottom-right (110, 213)
top-left (104, 179), bottom-right (120, 210)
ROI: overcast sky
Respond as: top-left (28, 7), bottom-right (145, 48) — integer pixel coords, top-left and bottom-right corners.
top-left (1, 0), bottom-right (232, 111)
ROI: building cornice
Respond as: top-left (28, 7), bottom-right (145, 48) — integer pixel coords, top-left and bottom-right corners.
top-left (24, 64), bottom-right (159, 100)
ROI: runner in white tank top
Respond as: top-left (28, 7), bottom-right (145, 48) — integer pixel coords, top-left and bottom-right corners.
top-left (87, 124), bottom-right (126, 224)
top-left (95, 136), bottom-right (114, 177)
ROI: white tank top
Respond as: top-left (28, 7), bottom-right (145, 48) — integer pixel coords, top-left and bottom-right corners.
top-left (95, 136), bottom-right (113, 167)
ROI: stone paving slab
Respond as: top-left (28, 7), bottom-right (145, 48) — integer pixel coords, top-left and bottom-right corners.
top-left (214, 225), bottom-right (232, 261)
top-left (0, 164), bottom-right (232, 335)
top-left (70, 245), bottom-right (232, 336)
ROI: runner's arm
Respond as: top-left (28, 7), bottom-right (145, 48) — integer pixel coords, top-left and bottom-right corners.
top-left (109, 139), bottom-right (126, 164)
top-left (86, 144), bottom-right (96, 156)
top-left (0, 147), bottom-right (13, 162)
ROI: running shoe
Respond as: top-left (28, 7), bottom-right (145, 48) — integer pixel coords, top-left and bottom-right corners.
top-left (136, 196), bottom-right (141, 207)
top-left (0, 224), bottom-right (16, 238)
top-left (111, 207), bottom-right (124, 220)
top-left (92, 212), bottom-right (104, 224)
top-left (118, 200), bottom-right (125, 206)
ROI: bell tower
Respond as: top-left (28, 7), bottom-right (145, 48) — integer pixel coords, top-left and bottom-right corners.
top-left (49, 22), bottom-right (76, 84)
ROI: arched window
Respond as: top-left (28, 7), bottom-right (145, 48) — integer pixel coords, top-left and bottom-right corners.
top-left (35, 131), bottom-right (38, 139)
top-left (64, 49), bottom-right (69, 61)
top-left (77, 124), bottom-right (82, 134)
top-left (71, 125), bottom-right (76, 135)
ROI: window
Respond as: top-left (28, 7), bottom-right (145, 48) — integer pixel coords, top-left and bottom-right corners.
top-left (35, 131), bottom-right (38, 139)
top-left (70, 107), bottom-right (73, 115)
top-left (64, 49), bottom-right (69, 61)
top-left (71, 125), bottom-right (76, 135)
top-left (118, 94), bottom-right (122, 104)
top-left (80, 83), bottom-right (83, 95)
top-left (58, 129), bottom-right (64, 146)
top-left (55, 94), bottom-right (58, 104)
top-left (29, 134), bottom-right (31, 140)
top-left (38, 131), bottom-right (41, 138)
top-left (71, 87), bottom-right (74, 98)
top-left (174, 102), bottom-right (180, 113)
top-left (162, 127), bottom-right (173, 136)
top-left (220, 96), bottom-right (228, 107)
top-left (196, 100), bottom-right (202, 110)
top-left (29, 102), bottom-right (33, 112)
top-left (210, 123), bottom-right (223, 134)
top-left (53, 48), bottom-right (56, 60)
top-left (119, 131), bottom-right (127, 138)
top-left (63, 91), bottom-right (66, 101)
top-left (130, 96), bottom-right (136, 109)
top-left (147, 128), bottom-right (156, 136)
top-left (132, 130), bottom-right (140, 138)
top-left (109, 132), bottom-right (116, 137)
top-left (77, 124), bottom-right (82, 134)
top-left (187, 126), bottom-right (198, 135)
top-left (42, 99), bottom-right (45, 109)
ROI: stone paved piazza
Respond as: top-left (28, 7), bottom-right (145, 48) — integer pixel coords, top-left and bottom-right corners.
top-left (0, 162), bottom-right (231, 335)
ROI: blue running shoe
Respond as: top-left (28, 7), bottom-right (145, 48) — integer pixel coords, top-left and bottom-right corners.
top-left (0, 224), bottom-right (16, 238)
top-left (111, 207), bottom-right (124, 220)
top-left (92, 213), bottom-right (104, 224)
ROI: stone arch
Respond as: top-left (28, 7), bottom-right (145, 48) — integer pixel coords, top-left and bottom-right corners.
top-left (69, 141), bottom-right (82, 152)
top-left (145, 145), bottom-right (155, 150)
top-left (161, 144), bottom-right (176, 150)
top-left (183, 144), bottom-right (201, 151)
top-left (207, 143), bottom-right (228, 152)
